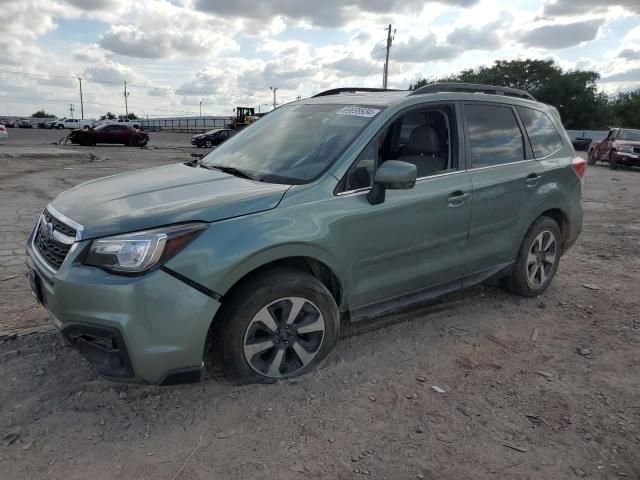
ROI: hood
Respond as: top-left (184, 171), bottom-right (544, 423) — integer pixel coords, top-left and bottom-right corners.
top-left (51, 163), bottom-right (290, 239)
top-left (615, 140), bottom-right (640, 148)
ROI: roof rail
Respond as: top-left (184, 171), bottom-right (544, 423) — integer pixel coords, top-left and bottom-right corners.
top-left (312, 87), bottom-right (402, 98)
top-left (409, 82), bottom-right (535, 101)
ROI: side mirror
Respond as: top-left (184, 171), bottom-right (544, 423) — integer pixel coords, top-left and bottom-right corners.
top-left (368, 160), bottom-right (417, 205)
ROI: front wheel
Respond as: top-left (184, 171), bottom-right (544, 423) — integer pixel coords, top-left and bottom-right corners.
top-left (216, 268), bottom-right (339, 383)
top-left (502, 216), bottom-right (561, 297)
top-left (609, 152), bottom-right (619, 170)
top-left (57, 124), bottom-right (64, 130)
top-left (204, 139), bottom-right (213, 148)
top-left (587, 150), bottom-right (596, 165)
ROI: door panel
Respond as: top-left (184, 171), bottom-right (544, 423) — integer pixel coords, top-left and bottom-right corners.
top-left (596, 130), bottom-right (614, 159)
top-left (340, 172), bottom-right (472, 309)
top-left (466, 161), bottom-right (542, 274)
top-left (461, 102), bottom-right (542, 275)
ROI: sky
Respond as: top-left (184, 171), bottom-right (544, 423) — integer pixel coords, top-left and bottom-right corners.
top-left (0, 0), bottom-right (639, 119)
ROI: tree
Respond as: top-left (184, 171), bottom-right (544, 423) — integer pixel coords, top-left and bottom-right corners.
top-left (100, 112), bottom-right (117, 121)
top-left (31, 110), bottom-right (55, 118)
top-left (125, 112), bottom-right (139, 120)
top-left (609, 90), bottom-right (640, 129)
top-left (409, 59), bottom-right (618, 129)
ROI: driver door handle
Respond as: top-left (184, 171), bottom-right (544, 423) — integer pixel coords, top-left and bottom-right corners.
top-left (447, 191), bottom-right (470, 207)
top-left (525, 173), bottom-right (542, 188)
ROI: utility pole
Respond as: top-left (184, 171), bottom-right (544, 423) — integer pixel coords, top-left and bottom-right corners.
top-left (199, 100), bottom-right (203, 117)
top-left (69, 104), bottom-right (75, 119)
top-left (123, 81), bottom-right (130, 117)
top-left (270, 86), bottom-right (278, 110)
top-left (78, 78), bottom-right (84, 119)
top-left (382, 24), bottom-right (395, 89)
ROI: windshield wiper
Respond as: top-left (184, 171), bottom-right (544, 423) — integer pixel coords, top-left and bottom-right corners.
top-left (201, 163), bottom-right (257, 181)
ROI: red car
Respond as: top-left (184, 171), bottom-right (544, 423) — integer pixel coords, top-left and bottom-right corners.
top-left (68, 123), bottom-right (149, 146)
top-left (588, 128), bottom-right (640, 170)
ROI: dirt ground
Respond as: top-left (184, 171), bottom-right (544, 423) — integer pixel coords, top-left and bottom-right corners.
top-left (1, 129), bottom-right (639, 479)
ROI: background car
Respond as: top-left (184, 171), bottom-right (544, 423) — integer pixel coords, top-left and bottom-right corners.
top-left (0, 124), bottom-right (7, 142)
top-left (1, 119), bottom-right (17, 128)
top-left (191, 128), bottom-right (235, 148)
top-left (67, 123), bottom-right (149, 146)
top-left (588, 128), bottom-right (640, 169)
top-left (571, 137), bottom-right (592, 151)
top-left (19, 119), bottom-right (34, 128)
top-left (52, 118), bottom-right (94, 129)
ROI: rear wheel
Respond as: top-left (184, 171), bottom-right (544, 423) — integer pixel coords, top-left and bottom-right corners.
top-left (502, 216), bottom-right (561, 297)
top-left (215, 268), bottom-right (339, 383)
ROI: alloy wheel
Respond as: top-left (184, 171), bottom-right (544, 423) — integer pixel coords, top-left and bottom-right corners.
top-left (243, 297), bottom-right (325, 378)
top-left (526, 230), bottom-right (557, 287)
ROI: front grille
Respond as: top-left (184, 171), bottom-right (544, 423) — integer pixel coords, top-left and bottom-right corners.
top-left (633, 147), bottom-right (640, 155)
top-left (42, 209), bottom-right (76, 237)
top-left (34, 210), bottom-right (77, 270)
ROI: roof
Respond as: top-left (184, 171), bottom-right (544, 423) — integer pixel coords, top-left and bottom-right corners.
top-left (301, 84), bottom-right (537, 108)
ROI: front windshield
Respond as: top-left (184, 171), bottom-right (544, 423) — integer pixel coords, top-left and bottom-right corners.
top-left (619, 129), bottom-right (640, 141)
top-left (201, 103), bottom-right (382, 184)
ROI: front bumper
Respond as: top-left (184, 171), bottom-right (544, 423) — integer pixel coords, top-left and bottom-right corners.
top-left (615, 152), bottom-right (640, 165)
top-left (26, 229), bottom-right (221, 385)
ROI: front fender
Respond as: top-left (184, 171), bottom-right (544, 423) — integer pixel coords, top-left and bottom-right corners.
top-left (164, 209), bottom-right (349, 306)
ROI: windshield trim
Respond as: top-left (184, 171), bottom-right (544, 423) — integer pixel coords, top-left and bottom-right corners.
top-left (201, 103), bottom-right (385, 186)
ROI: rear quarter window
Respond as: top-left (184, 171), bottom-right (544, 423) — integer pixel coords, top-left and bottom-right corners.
top-left (516, 106), bottom-right (564, 158)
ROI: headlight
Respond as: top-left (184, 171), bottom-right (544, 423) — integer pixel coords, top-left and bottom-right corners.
top-left (84, 223), bottom-right (207, 274)
top-left (617, 144), bottom-right (633, 153)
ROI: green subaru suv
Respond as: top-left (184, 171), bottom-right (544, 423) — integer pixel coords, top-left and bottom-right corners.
top-left (26, 84), bottom-right (584, 385)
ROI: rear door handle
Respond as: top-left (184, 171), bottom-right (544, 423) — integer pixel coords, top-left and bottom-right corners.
top-left (447, 191), bottom-right (470, 207)
top-left (525, 173), bottom-right (541, 188)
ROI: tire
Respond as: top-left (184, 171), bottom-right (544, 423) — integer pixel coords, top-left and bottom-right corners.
top-left (587, 150), bottom-right (596, 165)
top-left (57, 124), bottom-right (64, 130)
top-left (609, 151), bottom-right (619, 170)
top-left (215, 268), bottom-right (340, 384)
top-left (204, 139), bottom-right (213, 148)
top-left (502, 216), bottom-right (561, 298)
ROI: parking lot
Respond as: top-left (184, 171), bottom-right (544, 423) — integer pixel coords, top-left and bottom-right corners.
top-left (1, 128), bottom-right (639, 479)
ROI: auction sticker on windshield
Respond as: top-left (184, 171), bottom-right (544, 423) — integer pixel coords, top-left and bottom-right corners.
top-left (336, 106), bottom-right (381, 118)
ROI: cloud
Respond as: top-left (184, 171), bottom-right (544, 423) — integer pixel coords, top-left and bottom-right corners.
top-left (83, 61), bottom-right (145, 84)
top-left (602, 67), bottom-right (640, 83)
top-left (326, 57), bottom-right (378, 76)
top-left (97, 2), bottom-right (239, 59)
top-left (147, 87), bottom-right (173, 97)
top-left (100, 26), bottom-right (173, 59)
top-left (193, 0), bottom-right (478, 27)
top-left (518, 19), bottom-right (604, 49)
top-left (446, 16), bottom-right (508, 51)
top-left (542, 0), bottom-right (640, 16)
top-left (618, 49), bottom-right (640, 60)
top-left (63, 0), bottom-right (118, 11)
top-left (73, 44), bottom-right (113, 63)
top-left (391, 34), bottom-right (459, 63)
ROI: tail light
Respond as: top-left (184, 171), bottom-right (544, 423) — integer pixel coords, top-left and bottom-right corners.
top-left (0, 125), bottom-right (6, 132)
top-left (572, 156), bottom-right (586, 180)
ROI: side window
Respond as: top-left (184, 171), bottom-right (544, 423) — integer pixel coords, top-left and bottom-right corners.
top-left (344, 105), bottom-right (456, 190)
top-left (346, 139), bottom-right (377, 190)
top-left (607, 130), bottom-right (616, 140)
top-left (465, 104), bottom-right (525, 168)
top-left (516, 106), bottom-right (564, 158)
